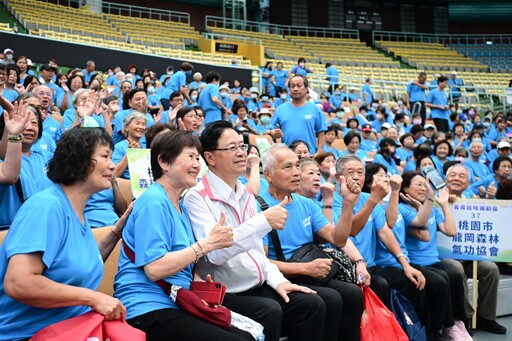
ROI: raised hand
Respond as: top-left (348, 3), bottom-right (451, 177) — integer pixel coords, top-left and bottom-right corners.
top-left (176, 117), bottom-right (186, 130)
top-left (263, 196), bottom-right (289, 230)
top-left (339, 175), bottom-right (361, 204)
top-left (399, 193), bottom-right (422, 211)
top-left (320, 182), bottom-right (335, 201)
top-left (4, 100), bottom-right (30, 136)
top-left (126, 138), bottom-right (141, 149)
top-left (76, 90), bottom-right (98, 118)
top-left (370, 176), bottom-right (390, 202)
top-left (274, 124), bottom-right (283, 138)
top-left (14, 83), bottom-right (25, 94)
top-left (168, 104), bottom-right (182, 122)
top-left (389, 174), bottom-right (402, 192)
top-left (435, 187), bottom-right (450, 207)
top-left (247, 153), bottom-right (260, 168)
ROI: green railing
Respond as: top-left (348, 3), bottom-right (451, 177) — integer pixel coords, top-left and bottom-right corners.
top-left (373, 31), bottom-right (512, 45)
top-left (205, 15), bottom-right (359, 39)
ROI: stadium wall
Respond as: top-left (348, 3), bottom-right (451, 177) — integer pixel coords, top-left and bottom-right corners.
top-left (0, 32), bottom-right (254, 86)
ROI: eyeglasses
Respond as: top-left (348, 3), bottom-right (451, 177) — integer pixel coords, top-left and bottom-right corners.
top-left (211, 144), bottom-right (248, 153)
top-left (36, 91), bottom-right (52, 97)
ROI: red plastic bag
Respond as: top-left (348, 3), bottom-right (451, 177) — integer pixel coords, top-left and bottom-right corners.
top-left (31, 311), bottom-right (146, 341)
top-left (360, 286), bottom-right (408, 341)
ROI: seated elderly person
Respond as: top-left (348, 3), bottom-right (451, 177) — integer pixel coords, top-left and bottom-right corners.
top-left (470, 156), bottom-right (512, 199)
top-left (0, 127), bottom-right (127, 340)
top-left (112, 111), bottom-right (147, 180)
top-left (441, 162), bottom-right (506, 334)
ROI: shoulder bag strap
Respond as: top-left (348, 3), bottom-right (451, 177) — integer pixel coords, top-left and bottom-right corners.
top-left (15, 179), bottom-right (25, 204)
top-left (255, 196), bottom-right (286, 262)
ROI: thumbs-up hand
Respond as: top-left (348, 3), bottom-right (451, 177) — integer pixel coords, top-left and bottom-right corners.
top-left (263, 196), bottom-right (289, 230)
top-left (486, 182), bottom-right (496, 199)
top-left (274, 124), bottom-right (283, 138)
top-left (205, 213), bottom-right (234, 250)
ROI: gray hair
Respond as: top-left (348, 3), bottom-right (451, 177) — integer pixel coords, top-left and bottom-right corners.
top-left (72, 88), bottom-right (90, 107)
top-left (335, 155), bottom-right (365, 174)
top-left (261, 143), bottom-right (291, 173)
top-left (123, 111), bottom-right (147, 128)
top-left (469, 139), bottom-right (483, 149)
top-left (446, 163), bottom-right (470, 179)
top-left (86, 60), bottom-right (95, 67)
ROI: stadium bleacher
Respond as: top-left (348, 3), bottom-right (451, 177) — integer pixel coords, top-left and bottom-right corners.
top-left (450, 43), bottom-right (512, 73)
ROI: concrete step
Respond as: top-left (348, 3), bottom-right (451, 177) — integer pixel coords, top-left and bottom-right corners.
top-left (468, 274), bottom-right (512, 317)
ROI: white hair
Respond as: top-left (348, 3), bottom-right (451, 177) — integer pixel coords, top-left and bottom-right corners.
top-left (261, 143), bottom-right (291, 173)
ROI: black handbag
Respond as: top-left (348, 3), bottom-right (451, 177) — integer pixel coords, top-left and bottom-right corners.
top-left (320, 246), bottom-right (356, 283)
top-left (256, 196), bottom-right (339, 286)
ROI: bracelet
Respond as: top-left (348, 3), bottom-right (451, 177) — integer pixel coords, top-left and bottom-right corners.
top-left (395, 252), bottom-right (406, 260)
top-left (417, 225), bottom-right (429, 231)
top-left (110, 228), bottom-right (122, 239)
top-left (195, 241), bottom-right (205, 257)
top-left (322, 205), bottom-right (332, 209)
top-left (354, 259), bottom-right (366, 266)
top-left (7, 134), bottom-right (23, 142)
top-left (190, 244), bottom-right (201, 264)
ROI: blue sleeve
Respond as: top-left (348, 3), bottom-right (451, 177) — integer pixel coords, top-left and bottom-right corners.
top-left (211, 86), bottom-right (219, 98)
top-left (309, 200), bottom-right (329, 234)
top-left (315, 106), bottom-right (327, 133)
top-left (400, 204), bottom-right (417, 226)
top-left (372, 203), bottom-right (386, 231)
top-left (179, 73), bottom-right (186, 88)
top-left (427, 91), bottom-right (435, 103)
top-left (132, 202), bottom-right (176, 267)
top-left (112, 142), bottom-right (127, 165)
top-left (5, 194), bottom-right (65, 268)
top-left (434, 207), bottom-right (445, 226)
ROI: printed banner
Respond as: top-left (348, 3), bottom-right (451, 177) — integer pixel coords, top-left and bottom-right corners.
top-left (437, 198), bottom-right (512, 262)
top-left (126, 148), bottom-right (153, 199)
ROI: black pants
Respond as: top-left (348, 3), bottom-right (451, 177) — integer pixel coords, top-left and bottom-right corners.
top-left (308, 279), bottom-right (364, 341)
top-left (429, 261), bottom-right (468, 325)
top-left (223, 283), bottom-right (327, 341)
top-left (374, 264), bottom-right (451, 333)
top-left (410, 101), bottom-right (426, 125)
top-left (367, 267), bottom-right (391, 308)
top-left (433, 118), bottom-right (450, 133)
top-left (126, 308), bottom-right (253, 341)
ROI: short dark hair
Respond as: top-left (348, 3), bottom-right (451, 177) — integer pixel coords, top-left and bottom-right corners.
top-left (66, 74), bottom-right (85, 92)
top-left (314, 152), bottom-right (335, 165)
top-left (416, 155), bottom-right (434, 171)
top-left (326, 125), bottom-right (339, 135)
top-left (452, 123), bottom-right (464, 133)
top-left (205, 71), bottom-right (221, 84)
top-left (290, 74), bottom-right (309, 88)
top-left (362, 163), bottom-right (387, 193)
top-left (123, 88), bottom-right (146, 110)
top-left (181, 62), bottom-right (193, 71)
top-left (200, 120), bottom-right (237, 163)
top-left (413, 143), bottom-right (433, 159)
top-left (410, 124), bottom-right (424, 135)
top-left (399, 133), bottom-right (414, 146)
top-left (7, 65), bottom-right (20, 83)
top-left (151, 130), bottom-right (201, 180)
top-left (145, 123), bottom-right (174, 148)
top-left (400, 171), bottom-right (424, 202)
top-left (343, 130), bottom-right (361, 145)
top-left (170, 91), bottom-right (183, 101)
top-left (492, 156), bottom-right (512, 173)
top-left (289, 140), bottom-right (310, 152)
top-left (438, 76), bottom-right (448, 83)
top-left (434, 140), bottom-right (453, 157)
top-left (48, 127), bottom-right (114, 185)
top-left (496, 179), bottom-right (512, 199)
top-left (176, 107), bottom-right (196, 124)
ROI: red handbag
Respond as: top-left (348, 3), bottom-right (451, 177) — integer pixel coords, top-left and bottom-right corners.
top-left (360, 286), bottom-right (408, 341)
top-left (30, 311), bottom-right (145, 341)
top-left (123, 242), bottom-right (232, 330)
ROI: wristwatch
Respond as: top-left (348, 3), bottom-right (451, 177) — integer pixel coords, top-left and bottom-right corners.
top-left (7, 134), bottom-right (24, 142)
top-left (395, 252), bottom-right (406, 260)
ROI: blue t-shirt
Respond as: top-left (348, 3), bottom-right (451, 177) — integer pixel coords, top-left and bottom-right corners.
top-left (332, 192), bottom-right (386, 267)
top-left (42, 115), bottom-right (62, 142)
top-left (273, 69), bottom-right (289, 88)
top-left (329, 94), bottom-right (343, 109)
top-left (373, 153), bottom-right (399, 175)
top-left (111, 109), bottom-right (154, 144)
top-left (403, 204), bottom-right (445, 266)
top-left (114, 183), bottom-right (195, 319)
top-left (0, 150), bottom-right (52, 228)
top-left (469, 174), bottom-right (499, 198)
top-left (199, 84), bottom-right (222, 125)
top-left (0, 184), bottom-right (103, 340)
top-left (403, 159), bottom-right (417, 173)
top-left (374, 202), bottom-right (410, 268)
top-left (360, 138), bottom-right (378, 152)
top-left (259, 192), bottom-right (329, 260)
top-left (426, 89), bottom-right (449, 120)
top-left (464, 158), bottom-right (490, 180)
top-left (188, 80), bottom-right (205, 91)
top-left (326, 65), bottom-right (339, 85)
top-left (290, 65), bottom-right (311, 77)
top-left (361, 84), bottom-right (373, 105)
top-left (31, 131), bottom-right (56, 160)
top-left (261, 68), bottom-right (273, 88)
top-left (85, 188), bottom-right (119, 227)
top-left (339, 149), bottom-right (368, 162)
top-left (270, 101), bottom-right (327, 154)
top-left (323, 144), bottom-right (342, 159)
top-left (62, 108), bottom-right (105, 130)
top-left (168, 71), bottom-right (187, 92)
top-left (448, 78), bottom-right (463, 98)
top-left (406, 82), bottom-right (427, 102)
top-left (255, 123), bottom-right (273, 135)
top-left (395, 147), bottom-right (413, 164)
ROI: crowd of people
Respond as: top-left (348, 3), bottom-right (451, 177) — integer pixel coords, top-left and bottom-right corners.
top-left (0, 48), bottom-right (511, 341)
